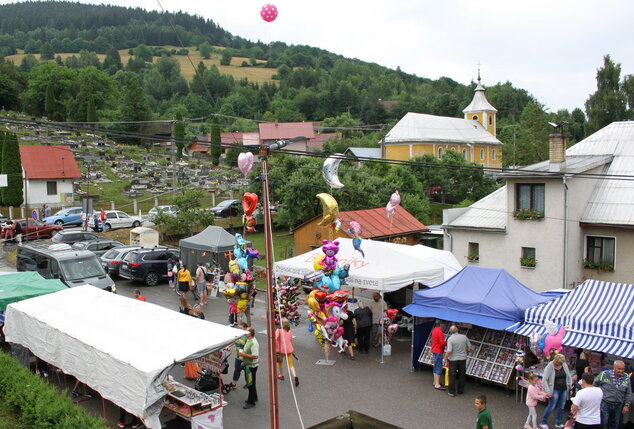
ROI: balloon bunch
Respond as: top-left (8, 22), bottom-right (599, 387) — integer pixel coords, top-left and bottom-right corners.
top-left (345, 220), bottom-right (364, 258)
top-left (382, 308), bottom-right (399, 345)
top-left (223, 234), bottom-right (260, 323)
top-left (305, 240), bottom-right (350, 293)
top-left (529, 320), bottom-right (566, 360)
top-left (306, 289), bottom-right (350, 352)
top-left (242, 192), bottom-right (258, 233)
top-left (274, 277), bottom-right (302, 326)
top-left (386, 190), bottom-right (401, 218)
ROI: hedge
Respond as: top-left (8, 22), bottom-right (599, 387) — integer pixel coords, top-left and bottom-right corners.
top-left (0, 351), bottom-right (108, 429)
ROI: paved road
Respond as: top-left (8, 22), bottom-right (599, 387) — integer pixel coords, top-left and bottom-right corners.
top-left (111, 277), bottom-right (534, 429)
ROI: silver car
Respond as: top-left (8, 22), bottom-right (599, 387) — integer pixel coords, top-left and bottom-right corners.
top-left (148, 205), bottom-right (179, 221)
top-left (100, 245), bottom-right (141, 277)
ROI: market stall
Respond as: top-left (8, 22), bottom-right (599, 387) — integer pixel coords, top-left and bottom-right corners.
top-left (403, 266), bottom-right (555, 385)
top-left (0, 271), bottom-right (67, 310)
top-left (179, 226), bottom-right (252, 271)
top-left (508, 279), bottom-right (634, 358)
top-left (4, 286), bottom-right (244, 429)
top-left (380, 242), bottom-right (463, 282)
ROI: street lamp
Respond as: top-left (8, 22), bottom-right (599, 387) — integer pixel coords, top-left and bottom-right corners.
top-left (259, 136), bottom-right (306, 429)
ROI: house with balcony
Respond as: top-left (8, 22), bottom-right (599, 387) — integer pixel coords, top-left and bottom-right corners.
top-left (443, 121), bottom-right (634, 292)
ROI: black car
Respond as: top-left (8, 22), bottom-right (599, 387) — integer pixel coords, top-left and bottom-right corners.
top-left (51, 230), bottom-right (101, 245)
top-left (99, 246), bottom-right (141, 277)
top-left (118, 246), bottom-right (179, 286)
top-left (211, 199), bottom-right (241, 218)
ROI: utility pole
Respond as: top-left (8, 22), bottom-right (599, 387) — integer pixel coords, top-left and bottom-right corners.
top-left (171, 119), bottom-right (176, 195)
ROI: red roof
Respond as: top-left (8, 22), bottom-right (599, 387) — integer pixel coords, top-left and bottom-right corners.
top-left (258, 122), bottom-right (315, 141)
top-left (307, 133), bottom-right (338, 151)
top-left (20, 145), bottom-right (81, 179)
top-left (337, 206), bottom-right (428, 238)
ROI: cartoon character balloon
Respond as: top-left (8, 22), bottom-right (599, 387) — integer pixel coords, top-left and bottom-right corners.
top-left (386, 190), bottom-right (401, 218)
top-left (237, 152), bottom-right (254, 177)
top-left (542, 320), bottom-right (566, 355)
top-left (260, 3), bottom-right (278, 22)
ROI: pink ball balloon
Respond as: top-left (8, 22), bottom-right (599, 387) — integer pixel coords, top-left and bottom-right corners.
top-left (260, 4), bottom-right (278, 22)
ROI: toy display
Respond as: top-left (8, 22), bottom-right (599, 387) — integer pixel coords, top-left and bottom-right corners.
top-left (345, 220), bottom-right (364, 258)
top-left (274, 277), bottom-right (302, 326)
top-left (419, 325), bottom-right (522, 386)
top-left (242, 192), bottom-right (259, 234)
top-left (221, 233), bottom-right (259, 325)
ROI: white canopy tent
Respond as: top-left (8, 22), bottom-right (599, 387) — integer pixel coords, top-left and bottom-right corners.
top-left (274, 238), bottom-right (445, 292)
top-left (381, 242), bottom-right (462, 282)
top-left (4, 286), bottom-right (244, 429)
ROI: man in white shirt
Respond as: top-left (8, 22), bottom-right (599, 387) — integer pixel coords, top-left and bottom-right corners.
top-left (572, 372), bottom-right (603, 429)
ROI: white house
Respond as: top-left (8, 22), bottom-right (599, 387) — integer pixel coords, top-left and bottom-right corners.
top-left (443, 121), bottom-right (634, 292)
top-left (20, 145), bottom-right (81, 208)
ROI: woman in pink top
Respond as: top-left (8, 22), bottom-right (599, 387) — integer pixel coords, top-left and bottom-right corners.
top-left (275, 318), bottom-right (299, 386)
top-left (525, 372), bottom-right (547, 429)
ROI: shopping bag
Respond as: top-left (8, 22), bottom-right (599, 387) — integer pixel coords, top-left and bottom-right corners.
top-left (444, 365), bottom-right (449, 386)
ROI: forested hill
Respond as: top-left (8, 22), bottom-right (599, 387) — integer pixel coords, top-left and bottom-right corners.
top-left (0, 1), bottom-right (596, 168)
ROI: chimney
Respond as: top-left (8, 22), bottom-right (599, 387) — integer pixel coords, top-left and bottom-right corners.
top-left (549, 133), bottom-right (566, 171)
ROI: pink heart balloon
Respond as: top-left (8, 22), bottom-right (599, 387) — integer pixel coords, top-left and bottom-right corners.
top-left (237, 152), bottom-right (254, 177)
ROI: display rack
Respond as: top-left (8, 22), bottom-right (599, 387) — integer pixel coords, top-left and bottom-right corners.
top-left (163, 380), bottom-right (226, 419)
top-left (418, 325), bottom-right (521, 386)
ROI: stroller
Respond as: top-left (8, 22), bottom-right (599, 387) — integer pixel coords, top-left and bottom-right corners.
top-left (194, 349), bottom-right (232, 395)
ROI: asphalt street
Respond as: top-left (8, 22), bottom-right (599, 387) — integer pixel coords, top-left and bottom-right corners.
top-left (111, 277), bottom-right (536, 429)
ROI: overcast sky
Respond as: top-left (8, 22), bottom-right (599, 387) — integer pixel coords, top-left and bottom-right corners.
top-left (16, 0), bottom-right (634, 113)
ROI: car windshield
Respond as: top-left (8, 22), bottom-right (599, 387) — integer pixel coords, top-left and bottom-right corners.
top-left (102, 249), bottom-right (120, 259)
top-left (53, 210), bottom-right (67, 216)
top-left (217, 200), bottom-right (233, 208)
top-left (60, 257), bottom-right (106, 281)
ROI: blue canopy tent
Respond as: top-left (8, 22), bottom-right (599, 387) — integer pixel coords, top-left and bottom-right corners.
top-left (403, 266), bottom-right (555, 369)
top-left (509, 279), bottom-right (634, 359)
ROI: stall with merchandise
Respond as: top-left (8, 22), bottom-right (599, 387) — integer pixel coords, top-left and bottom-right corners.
top-left (4, 286), bottom-right (244, 429)
top-left (404, 266), bottom-right (556, 386)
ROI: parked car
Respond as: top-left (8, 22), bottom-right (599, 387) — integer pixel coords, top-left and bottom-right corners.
top-left (99, 246), bottom-right (141, 277)
top-left (118, 246), bottom-right (180, 286)
top-left (1, 219), bottom-right (62, 241)
top-left (91, 210), bottom-right (142, 231)
top-left (148, 205), bottom-right (178, 221)
top-left (51, 230), bottom-right (101, 245)
top-left (43, 207), bottom-right (94, 227)
top-left (17, 241), bottom-right (116, 292)
top-left (72, 239), bottom-right (124, 257)
top-left (0, 212), bottom-right (7, 223)
top-left (211, 199), bottom-right (241, 218)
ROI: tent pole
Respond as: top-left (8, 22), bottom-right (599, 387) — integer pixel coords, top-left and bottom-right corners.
top-left (380, 292), bottom-right (384, 364)
top-left (411, 317), bottom-right (415, 372)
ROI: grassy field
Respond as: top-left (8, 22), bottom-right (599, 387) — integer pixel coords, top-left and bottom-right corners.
top-left (0, 401), bottom-right (31, 429)
top-left (5, 46), bottom-right (276, 84)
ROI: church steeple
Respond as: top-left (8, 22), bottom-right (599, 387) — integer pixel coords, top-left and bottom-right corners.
top-left (463, 70), bottom-right (497, 136)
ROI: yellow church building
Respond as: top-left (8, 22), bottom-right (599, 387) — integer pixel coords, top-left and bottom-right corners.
top-left (385, 76), bottom-right (502, 169)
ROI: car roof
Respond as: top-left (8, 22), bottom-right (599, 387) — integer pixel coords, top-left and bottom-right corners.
top-left (74, 239), bottom-right (121, 245)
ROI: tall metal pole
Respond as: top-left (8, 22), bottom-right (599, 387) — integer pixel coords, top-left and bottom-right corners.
top-left (259, 145), bottom-right (280, 429)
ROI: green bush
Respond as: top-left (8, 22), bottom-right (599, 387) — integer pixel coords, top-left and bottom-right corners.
top-left (0, 351), bottom-right (108, 429)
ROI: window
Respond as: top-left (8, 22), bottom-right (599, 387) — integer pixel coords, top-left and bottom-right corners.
top-left (468, 242), bottom-right (479, 262)
top-left (106, 212), bottom-right (117, 219)
top-left (462, 149), bottom-right (467, 160)
top-left (472, 115), bottom-right (479, 121)
top-left (438, 147), bottom-right (443, 158)
top-left (586, 236), bottom-right (615, 265)
top-left (480, 149), bottom-right (485, 160)
top-left (118, 212), bottom-right (130, 218)
top-left (46, 181), bottom-right (57, 195)
top-left (489, 116), bottom-right (493, 125)
top-left (516, 183), bottom-right (545, 213)
top-left (492, 149), bottom-right (496, 160)
top-left (521, 247), bottom-right (536, 267)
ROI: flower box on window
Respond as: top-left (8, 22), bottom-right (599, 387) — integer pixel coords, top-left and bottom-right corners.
top-left (582, 258), bottom-right (614, 272)
top-left (513, 209), bottom-right (544, 220)
top-left (520, 256), bottom-right (536, 268)
top-left (467, 253), bottom-right (479, 262)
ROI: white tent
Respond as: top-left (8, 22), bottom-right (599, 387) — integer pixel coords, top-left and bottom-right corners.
top-left (381, 242), bottom-right (463, 282)
top-left (4, 286), bottom-right (244, 429)
top-left (274, 238), bottom-right (445, 292)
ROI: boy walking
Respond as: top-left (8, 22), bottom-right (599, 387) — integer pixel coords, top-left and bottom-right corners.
top-left (475, 395), bottom-right (493, 429)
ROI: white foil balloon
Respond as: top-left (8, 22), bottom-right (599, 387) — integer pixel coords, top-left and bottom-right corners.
top-left (322, 154), bottom-right (345, 189)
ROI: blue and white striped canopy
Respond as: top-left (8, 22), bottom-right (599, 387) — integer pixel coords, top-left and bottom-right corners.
top-left (508, 280), bottom-right (634, 358)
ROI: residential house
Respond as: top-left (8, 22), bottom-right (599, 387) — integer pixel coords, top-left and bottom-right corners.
top-left (293, 205), bottom-right (428, 255)
top-left (343, 147), bottom-right (382, 166)
top-left (20, 145), bottom-right (81, 207)
top-left (443, 121), bottom-right (634, 291)
top-left (259, 122), bottom-right (315, 151)
top-left (385, 76), bottom-right (502, 168)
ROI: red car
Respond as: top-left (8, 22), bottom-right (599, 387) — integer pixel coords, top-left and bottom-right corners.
top-left (2, 219), bottom-right (62, 241)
